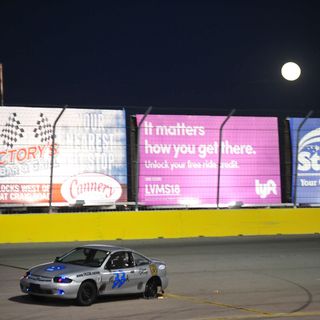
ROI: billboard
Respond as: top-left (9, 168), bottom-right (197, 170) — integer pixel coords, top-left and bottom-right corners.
top-left (136, 115), bottom-right (281, 206)
top-left (0, 107), bottom-right (127, 206)
top-left (289, 117), bottom-right (320, 204)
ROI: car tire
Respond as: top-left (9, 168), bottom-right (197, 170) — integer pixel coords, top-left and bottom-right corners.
top-left (76, 281), bottom-right (97, 306)
top-left (143, 278), bottom-right (158, 299)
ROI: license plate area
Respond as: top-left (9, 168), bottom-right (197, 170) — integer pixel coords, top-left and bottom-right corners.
top-left (29, 283), bottom-right (41, 293)
top-left (29, 283), bottom-right (52, 294)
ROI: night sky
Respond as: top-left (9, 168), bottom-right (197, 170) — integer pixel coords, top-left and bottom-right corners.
top-left (1, 0), bottom-right (319, 116)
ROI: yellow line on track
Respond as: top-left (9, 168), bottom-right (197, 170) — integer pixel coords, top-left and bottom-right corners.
top-left (165, 293), bottom-right (272, 315)
top-left (164, 293), bottom-right (320, 319)
top-left (195, 312), bottom-right (320, 320)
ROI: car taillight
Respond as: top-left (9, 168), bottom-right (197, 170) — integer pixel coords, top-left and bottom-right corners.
top-left (53, 276), bottom-right (72, 283)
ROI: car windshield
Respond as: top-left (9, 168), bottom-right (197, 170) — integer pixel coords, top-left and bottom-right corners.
top-left (58, 248), bottom-right (110, 267)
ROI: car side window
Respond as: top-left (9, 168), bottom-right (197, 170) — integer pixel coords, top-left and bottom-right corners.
top-left (59, 248), bottom-right (109, 267)
top-left (106, 251), bottom-right (133, 270)
top-left (132, 252), bottom-right (150, 266)
top-left (94, 250), bottom-right (109, 266)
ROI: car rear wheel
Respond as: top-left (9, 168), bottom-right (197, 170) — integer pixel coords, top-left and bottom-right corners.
top-left (144, 278), bottom-right (159, 299)
top-left (76, 281), bottom-right (97, 306)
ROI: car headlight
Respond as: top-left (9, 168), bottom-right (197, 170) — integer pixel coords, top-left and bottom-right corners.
top-left (53, 276), bottom-right (73, 283)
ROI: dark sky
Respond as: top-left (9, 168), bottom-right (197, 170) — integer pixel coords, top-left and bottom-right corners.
top-left (0, 0), bottom-right (319, 115)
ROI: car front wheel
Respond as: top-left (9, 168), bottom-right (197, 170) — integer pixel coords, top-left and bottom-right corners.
top-left (144, 278), bottom-right (159, 299)
top-left (76, 281), bottom-right (97, 306)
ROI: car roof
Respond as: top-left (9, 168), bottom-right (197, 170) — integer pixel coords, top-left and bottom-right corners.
top-left (80, 244), bottom-right (131, 253)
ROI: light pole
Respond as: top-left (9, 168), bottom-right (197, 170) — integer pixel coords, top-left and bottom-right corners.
top-left (0, 63), bottom-right (3, 106)
top-left (280, 61), bottom-right (312, 207)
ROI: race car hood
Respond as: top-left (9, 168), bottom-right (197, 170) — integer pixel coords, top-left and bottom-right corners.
top-left (150, 258), bottom-right (165, 265)
top-left (29, 262), bottom-right (97, 278)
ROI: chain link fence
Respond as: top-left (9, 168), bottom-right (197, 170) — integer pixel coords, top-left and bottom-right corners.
top-left (0, 105), bottom-right (319, 213)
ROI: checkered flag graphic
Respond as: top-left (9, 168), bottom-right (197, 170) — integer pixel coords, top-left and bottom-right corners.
top-left (0, 113), bottom-right (25, 148)
top-left (33, 113), bottom-right (55, 143)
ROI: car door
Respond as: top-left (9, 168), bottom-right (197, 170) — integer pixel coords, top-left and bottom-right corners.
top-left (100, 251), bottom-right (136, 295)
top-left (129, 252), bottom-right (153, 293)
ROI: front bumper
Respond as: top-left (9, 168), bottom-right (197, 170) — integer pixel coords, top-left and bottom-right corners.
top-left (20, 277), bottom-right (80, 299)
top-left (160, 276), bottom-right (169, 291)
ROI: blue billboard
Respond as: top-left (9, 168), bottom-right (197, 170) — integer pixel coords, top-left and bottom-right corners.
top-left (289, 118), bottom-right (320, 204)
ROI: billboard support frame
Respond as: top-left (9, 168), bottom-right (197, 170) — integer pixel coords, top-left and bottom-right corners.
top-left (135, 106), bottom-right (153, 211)
top-left (293, 110), bottom-right (313, 208)
top-left (49, 106), bottom-right (67, 213)
top-left (0, 63), bottom-right (3, 106)
top-left (216, 109), bottom-right (236, 209)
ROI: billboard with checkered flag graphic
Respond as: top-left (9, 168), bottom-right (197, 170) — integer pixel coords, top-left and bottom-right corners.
top-left (0, 107), bottom-right (127, 206)
top-left (33, 113), bottom-right (55, 143)
top-left (0, 113), bottom-right (25, 148)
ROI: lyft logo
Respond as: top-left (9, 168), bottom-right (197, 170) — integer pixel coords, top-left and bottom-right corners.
top-left (255, 179), bottom-right (277, 199)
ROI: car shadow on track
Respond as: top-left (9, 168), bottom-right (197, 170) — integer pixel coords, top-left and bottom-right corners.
top-left (9, 294), bottom-right (143, 307)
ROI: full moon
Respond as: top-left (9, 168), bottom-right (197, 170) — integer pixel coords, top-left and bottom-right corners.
top-left (281, 62), bottom-right (301, 81)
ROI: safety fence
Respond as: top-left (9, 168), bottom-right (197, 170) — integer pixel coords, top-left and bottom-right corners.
top-left (1, 208), bottom-right (320, 243)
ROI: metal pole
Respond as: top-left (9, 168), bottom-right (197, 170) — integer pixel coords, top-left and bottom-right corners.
top-left (0, 63), bottom-right (4, 106)
top-left (135, 106), bottom-right (153, 211)
top-left (49, 106), bottom-right (67, 213)
top-left (216, 109), bottom-right (236, 209)
top-left (293, 110), bottom-right (313, 208)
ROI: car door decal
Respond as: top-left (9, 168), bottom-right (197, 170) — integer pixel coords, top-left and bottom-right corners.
top-left (112, 271), bottom-right (127, 289)
top-left (139, 268), bottom-right (148, 275)
top-left (149, 264), bottom-right (158, 276)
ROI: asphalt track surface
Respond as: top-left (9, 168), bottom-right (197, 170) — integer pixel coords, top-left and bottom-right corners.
top-left (0, 235), bottom-right (320, 320)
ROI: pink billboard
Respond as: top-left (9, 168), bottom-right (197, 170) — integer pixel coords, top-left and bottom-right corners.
top-left (136, 115), bottom-right (281, 206)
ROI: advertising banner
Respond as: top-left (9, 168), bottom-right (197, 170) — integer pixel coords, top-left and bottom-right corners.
top-left (289, 117), bottom-right (320, 204)
top-left (0, 107), bottom-right (127, 205)
top-left (136, 115), bottom-right (281, 206)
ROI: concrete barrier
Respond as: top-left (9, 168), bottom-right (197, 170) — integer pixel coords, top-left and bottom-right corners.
top-left (0, 208), bottom-right (320, 243)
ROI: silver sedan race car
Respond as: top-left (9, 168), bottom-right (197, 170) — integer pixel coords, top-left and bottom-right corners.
top-left (20, 244), bottom-right (168, 306)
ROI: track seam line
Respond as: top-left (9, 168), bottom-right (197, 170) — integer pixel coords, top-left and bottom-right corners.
top-left (0, 263), bottom-right (28, 270)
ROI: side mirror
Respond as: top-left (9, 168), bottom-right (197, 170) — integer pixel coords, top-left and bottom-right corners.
top-left (54, 257), bottom-right (61, 263)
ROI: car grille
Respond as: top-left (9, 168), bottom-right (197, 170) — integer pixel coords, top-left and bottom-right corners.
top-left (29, 283), bottom-right (53, 295)
top-left (28, 274), bottom-right (52, 282)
